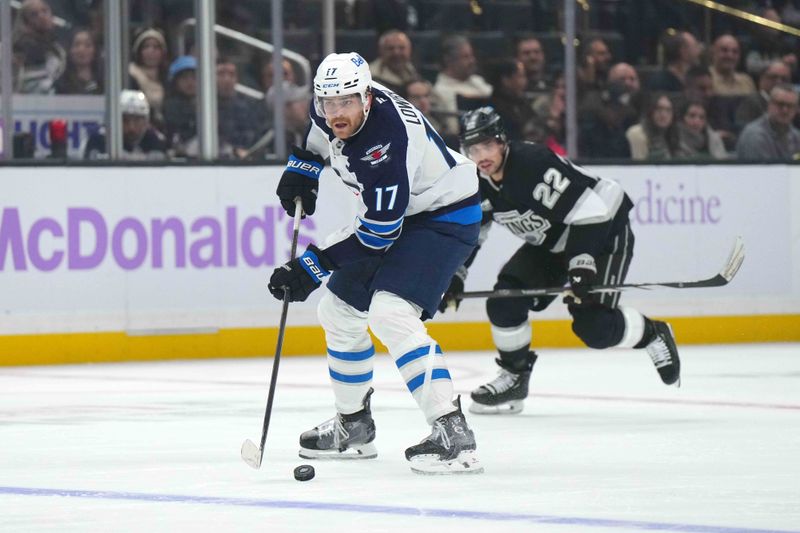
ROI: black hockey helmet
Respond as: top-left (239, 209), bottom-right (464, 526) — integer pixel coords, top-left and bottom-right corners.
top-left (458, 106), bottom-right (507, 149)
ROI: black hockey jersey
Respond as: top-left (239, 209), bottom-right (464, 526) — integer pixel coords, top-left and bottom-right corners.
top-left (478, 141), bottom-right (633, 260)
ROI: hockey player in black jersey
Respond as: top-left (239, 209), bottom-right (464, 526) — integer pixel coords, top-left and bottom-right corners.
top-left (440, 107), bottom-right (680, 415)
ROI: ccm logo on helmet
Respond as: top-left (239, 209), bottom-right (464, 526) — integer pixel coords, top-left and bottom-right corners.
top-left (287, 160), bottom-right (322, 175)
top-left (303, 257), bottom-right (327, 280)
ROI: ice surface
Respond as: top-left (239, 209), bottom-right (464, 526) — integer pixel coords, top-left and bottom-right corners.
top-left (1, 344), bottom-right (799, 533)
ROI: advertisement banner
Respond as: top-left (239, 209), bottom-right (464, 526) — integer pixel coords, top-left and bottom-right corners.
top-left (1, 95), bottom-right (104, 158)
top-left (1, 164), bottom-right (798, 335)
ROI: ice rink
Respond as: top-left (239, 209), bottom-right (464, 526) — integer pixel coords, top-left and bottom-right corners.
top-left (2, 343), bottom-right (799, 533)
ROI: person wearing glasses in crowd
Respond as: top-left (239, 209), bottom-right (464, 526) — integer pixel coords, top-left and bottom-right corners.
top-left (736, 84), bottom-right (800, 160)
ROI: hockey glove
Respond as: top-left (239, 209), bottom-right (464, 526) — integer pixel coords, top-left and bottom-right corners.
top-left (268, 244), bottom-right (334, 302)
top-left (563, 253), bottom-right (597, 307)
top-left (438, 269), bottom-right (467, 313)
top-left (277, 146), bottom-right (324, 217)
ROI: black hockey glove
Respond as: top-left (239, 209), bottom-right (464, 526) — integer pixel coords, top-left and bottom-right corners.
top-left (277, 146), bottom-right (324, 217)
top-left (563, 254), bottom-right (597, 308)
top-left (268, 244), bottom-right (334, 302)
top-left (438, 273), bottom-right (465, 313)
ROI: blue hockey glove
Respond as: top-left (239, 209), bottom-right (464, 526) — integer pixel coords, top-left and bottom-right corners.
top-left (563, 254), bottom-right (597, 308)
top-left (268, 244), bottom-right (334, 302)
top-left (277, 146), bottom-right (324, 217)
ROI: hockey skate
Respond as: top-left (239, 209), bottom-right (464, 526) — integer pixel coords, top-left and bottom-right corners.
top-left (646, 321), bottom-right (681, 386)
top-left (298, 388), bottom-right (377, 459)
top-left (469, 352), bottom-right (537, 415)
top-left (405, 397), bottom-right (483, 475)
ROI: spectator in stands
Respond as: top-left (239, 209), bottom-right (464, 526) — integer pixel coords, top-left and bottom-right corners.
top-left (486, 58), bottom-right (538, 142)
top-left (259, 55), bottom-right (296, 93)
top-left (676, 99), bottom-right (728, 160)
top-left (626, 92), bottom-right (679, 160)
top-left (405, 78), bottom-right (446, 136)
top-left (578, 62), bottom-right (641, 159)
top-left (12, 0), bottom-right (66, 93)
top-left (709, 34), bottom-right (756, 97)
top-left (736, 84), bottom-right (800, 160)
top-left (577, 37), bottom-right (613, 93)
top-left (532, 71), bottom-right (567, 155)
top-left (163, 55), bottom-right (198, 156)
top-left (128, 28), bottom-right (169, 128)
top-left (217, 57), bottom-right (266, 158)
top-left (53, 28), bottom-right (102, 94)
top-left (370, 30), bottom-right (419, 94)
top-left (515, 34), bottom-right (550, 97)
top-left (84, 90), bottom-right (167, 160)
top-left (647, 30), bottom-right (702, 93)
top-left (735, 61), bottom-right (792, 131)
top-left (683, 65), bottom-right (714, 107)
top-left (432, 34), bottom-right (492, 135)
top-left (249, 81), bottom-right (313, 158)
top-left (744, 7), bottom-right (798, 81)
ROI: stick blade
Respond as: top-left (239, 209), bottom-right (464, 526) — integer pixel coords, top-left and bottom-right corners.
top-left (241, 439), bottom-right (263, 469)
top-left (720, 236), bottom-right (745, 283)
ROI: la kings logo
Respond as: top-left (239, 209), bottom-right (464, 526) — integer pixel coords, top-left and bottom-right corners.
top-left (493, 209), bottom-right (551, 245)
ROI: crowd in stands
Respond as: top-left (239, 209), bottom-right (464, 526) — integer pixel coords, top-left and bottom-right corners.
top-left (5, 0), bottom-right (800, 161)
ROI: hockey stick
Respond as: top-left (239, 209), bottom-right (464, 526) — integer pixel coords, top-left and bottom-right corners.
top-left (456, 236), bottom-right (745, 300)
top-left (241, 197), bottom-right (303, 469)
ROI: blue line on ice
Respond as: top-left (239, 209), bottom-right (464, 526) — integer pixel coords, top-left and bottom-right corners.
top-left (1, 486), bottom-right (796, 533)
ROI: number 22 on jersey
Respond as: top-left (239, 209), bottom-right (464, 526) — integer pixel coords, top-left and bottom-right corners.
top-left (533, 168), bottom-right (570, 209)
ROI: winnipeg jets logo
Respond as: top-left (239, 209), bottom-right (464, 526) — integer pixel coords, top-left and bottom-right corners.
top-left (360, 143), bottom-right (392, 166)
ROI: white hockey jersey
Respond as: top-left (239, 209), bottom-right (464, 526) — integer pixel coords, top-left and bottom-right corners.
top-left (303, 82), bottom-right (480, 266)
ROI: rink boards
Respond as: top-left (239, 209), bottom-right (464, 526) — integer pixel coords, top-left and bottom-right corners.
top-left (1, 164), bottom-right (799, 365)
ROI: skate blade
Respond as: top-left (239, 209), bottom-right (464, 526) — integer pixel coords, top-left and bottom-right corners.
top-left (409, 450), bottom-right (484, 475)
top-left (468, 400), bottom-right (524, 415)
top-left (298, 441), bottom-right (377, 460)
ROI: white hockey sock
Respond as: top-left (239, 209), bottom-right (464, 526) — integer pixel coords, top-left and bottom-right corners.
top-left (318, 292), bottom-right (374, 415)
top-left (368, 291), bottom-right (456, 425)
top-left (327, 345), bottom-right (375, 415)
top-left (615, 306), bottom-right (646, 348)
top-left (491, 323), bottom-right (532, 352)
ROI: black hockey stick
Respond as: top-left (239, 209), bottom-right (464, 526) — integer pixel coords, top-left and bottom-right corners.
top-left (456, 236), bottom-right (745, 300)
top-left (241, 197), bottom-right (303, 469)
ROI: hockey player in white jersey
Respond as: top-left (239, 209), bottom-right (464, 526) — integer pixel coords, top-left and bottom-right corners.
top-left (268, 52), bottom-right (483, 474)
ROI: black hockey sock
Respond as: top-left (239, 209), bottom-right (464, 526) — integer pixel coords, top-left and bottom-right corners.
top-left (498, 347), bottom-right (536, 372)
top-left (633, 317), bottom-right (657, 349)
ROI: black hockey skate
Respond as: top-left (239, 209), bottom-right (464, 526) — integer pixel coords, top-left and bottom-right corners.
top-left (645, 321), bottom-right (681, 386)
top-left (405, 397), bottom-right (483, 475)
top-left (299, 388), bottom-right (377, 459)
top-left (469, 352), bottom-right (537, 415)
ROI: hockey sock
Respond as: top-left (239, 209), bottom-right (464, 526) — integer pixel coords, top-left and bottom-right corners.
top-left (318, 292), bottom-right (375, 414)
top-left (368, 291), bottom-right (456, 424)
top-left (491, 322), bottom-right (531, 355)
top-left (615, 306), bottom-right (655, 349)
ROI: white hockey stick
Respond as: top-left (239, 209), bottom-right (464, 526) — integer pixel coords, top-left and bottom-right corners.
top-left (241, 197), bottom-right (303, 469)
top-left (456, 236), bottom-right (745, 300)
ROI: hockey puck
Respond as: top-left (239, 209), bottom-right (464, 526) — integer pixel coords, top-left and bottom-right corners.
top-left (293, 464), bottom-right (315, 481)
